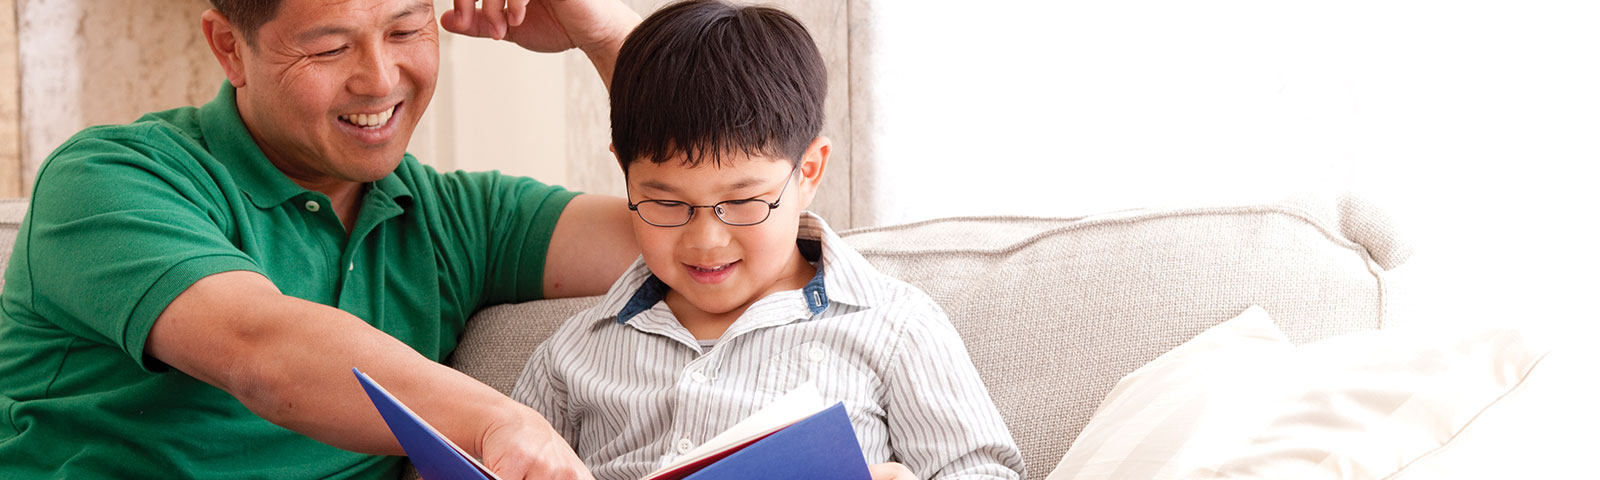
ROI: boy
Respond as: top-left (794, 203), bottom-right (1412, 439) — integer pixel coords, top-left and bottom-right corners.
top-left (511, 1), bottom-right (1025, 479)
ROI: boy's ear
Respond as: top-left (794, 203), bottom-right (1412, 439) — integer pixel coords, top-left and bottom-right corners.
top-left (201, 9), bottom-right (248, 88)
top-left (795, 136), bottom-right (830, 210)
top-left (610, 144), bottom-right (626, 174)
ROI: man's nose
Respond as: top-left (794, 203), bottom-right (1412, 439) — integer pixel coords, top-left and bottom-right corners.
top-left (348, 43), bottom-right (398, 98)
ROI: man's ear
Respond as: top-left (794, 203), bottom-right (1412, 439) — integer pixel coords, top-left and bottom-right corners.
top-left (795, 136), bottom-right (830, 210)
top-left (201, 10), bottom-right (249, 88)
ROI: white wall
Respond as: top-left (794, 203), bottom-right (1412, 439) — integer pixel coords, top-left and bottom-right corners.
top-left (862, 0), bottom-right (1600, 341)
top-left (411, 0), bottom-right (571, 183)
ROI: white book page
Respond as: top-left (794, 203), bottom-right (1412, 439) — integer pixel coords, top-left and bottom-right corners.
top-left (646, 382), bottom-right (828, 476)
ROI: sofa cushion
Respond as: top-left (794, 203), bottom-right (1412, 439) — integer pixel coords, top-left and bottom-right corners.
top-left (446, 194), bottom-right (1406, 479)
top-left (1044, 306), bottom-right (1558, 480)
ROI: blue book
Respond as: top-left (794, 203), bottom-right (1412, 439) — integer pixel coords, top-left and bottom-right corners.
top-left (356, 369), bottom-right (870, 480)
top-left (354, 368), bottom-right (497, 480)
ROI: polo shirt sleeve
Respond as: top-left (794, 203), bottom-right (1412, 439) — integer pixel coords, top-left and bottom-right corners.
top-left (432, 169), bottom-right (578, 306)
top-left (18, 131), bottom-right (262, 372)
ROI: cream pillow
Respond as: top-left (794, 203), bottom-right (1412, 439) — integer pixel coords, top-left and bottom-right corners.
top-left (1046, 306), bottom-right (1555, 480)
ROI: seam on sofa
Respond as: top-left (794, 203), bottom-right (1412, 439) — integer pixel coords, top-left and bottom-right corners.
top-left (846, 205), bottom-right (1394, 331)
top-left (846, 206), bottom-right (1371, 259)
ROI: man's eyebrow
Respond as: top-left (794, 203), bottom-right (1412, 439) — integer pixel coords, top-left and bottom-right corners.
top-left (392, 1), bottom-right (431, 23)
top-left (295, 1), bottom-right (431, 43)
top-left (297, 25), bottom-right (354, 44)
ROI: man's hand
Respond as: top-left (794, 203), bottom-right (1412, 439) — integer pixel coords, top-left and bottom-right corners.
top-left (442, 0), bottom-right (640, 55)
top-left (441, 0), bottom-right (641, 88)
top-left (477, 406), bottom-right (595, 480)
top-left (870, 462), bottom-right (919, 480)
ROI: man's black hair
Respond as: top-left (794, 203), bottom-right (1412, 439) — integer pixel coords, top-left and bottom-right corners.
top-left (207, 0), bottom-right (282, 47)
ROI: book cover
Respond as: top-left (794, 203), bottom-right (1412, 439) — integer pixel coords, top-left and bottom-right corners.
top-left (354, 368), bottom-right (499, 480)
top-left (641, 382), bottom-right (871, 480)
top-left (356, 370), bottom-right (870, 480)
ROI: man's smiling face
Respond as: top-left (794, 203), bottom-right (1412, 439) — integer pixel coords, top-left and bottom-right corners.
top-left (228, 0), bottom-right (439, 187)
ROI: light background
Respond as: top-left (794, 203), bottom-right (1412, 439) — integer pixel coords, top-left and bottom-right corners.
top-left (6, 0), bottom-right (1596, 344)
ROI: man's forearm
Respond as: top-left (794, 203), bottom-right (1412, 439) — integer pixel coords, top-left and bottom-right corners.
top-left (147, 271), bottom-right (528, 457)
top-left (580, 10), bottom-right (641, 91)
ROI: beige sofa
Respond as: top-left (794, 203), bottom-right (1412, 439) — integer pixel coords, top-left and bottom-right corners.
top-left (0, 195), bottom-right (1410, 479)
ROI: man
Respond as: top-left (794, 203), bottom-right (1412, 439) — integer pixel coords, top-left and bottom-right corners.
top-left (0, 0), bottom-right (641, 478)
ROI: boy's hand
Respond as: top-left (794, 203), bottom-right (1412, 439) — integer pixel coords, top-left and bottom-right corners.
top-left (476, 406), bottom-right (595, 480)
top-left (442, 0), bottom-right (641, 56)
top-left (869, 462), bottom-right (919, 480)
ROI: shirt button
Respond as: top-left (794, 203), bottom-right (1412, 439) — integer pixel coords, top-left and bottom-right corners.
top-left (304, 200), bottom-right (321, 212)
top-left (676, 438), bottom-right (694, 454)
top-left (690, 370), bottom-right (708, 384)
top-left (809, 346), bottom-right (827, 362)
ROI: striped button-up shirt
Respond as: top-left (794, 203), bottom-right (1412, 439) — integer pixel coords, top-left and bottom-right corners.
top-left (512, 213), bottom-right (1025, 480)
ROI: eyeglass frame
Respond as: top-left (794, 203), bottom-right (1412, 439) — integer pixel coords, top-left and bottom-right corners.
top-left (626, 163), bottom-right (802, 227)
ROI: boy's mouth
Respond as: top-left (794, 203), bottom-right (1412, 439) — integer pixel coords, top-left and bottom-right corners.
top-left (690, 263), bottom-right (733, 272)
top-left (684, 261), bottom-right (740, 284)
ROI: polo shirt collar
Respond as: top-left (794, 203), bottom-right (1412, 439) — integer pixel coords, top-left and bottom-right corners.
top-left (198, 82), bottom-right (411, 209)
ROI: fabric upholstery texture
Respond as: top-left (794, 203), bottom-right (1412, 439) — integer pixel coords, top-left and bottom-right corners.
top-left (429, 195), bottom-right (1404, 479)
top-left (0, 195), bottom-right (1408, 480)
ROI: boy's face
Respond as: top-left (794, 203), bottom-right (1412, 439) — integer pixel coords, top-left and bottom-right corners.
top-left (622, 138), bottom-right (830, 319)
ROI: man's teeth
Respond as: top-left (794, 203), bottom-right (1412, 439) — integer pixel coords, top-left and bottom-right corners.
top-left (340, 106), bottom-right (395, 129)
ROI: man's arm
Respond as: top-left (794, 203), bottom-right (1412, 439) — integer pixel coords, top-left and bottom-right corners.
top-left (543, 193), bottom-right (639, 298)
top-left (146, 271), bottom-right (594, 480)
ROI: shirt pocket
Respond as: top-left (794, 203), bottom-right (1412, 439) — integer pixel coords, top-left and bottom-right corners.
top-left (757, 340), bottom-right (881, 417)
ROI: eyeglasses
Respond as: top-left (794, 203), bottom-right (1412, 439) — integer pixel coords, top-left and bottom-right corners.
top-left (627, 165), bottom-right (799, 227)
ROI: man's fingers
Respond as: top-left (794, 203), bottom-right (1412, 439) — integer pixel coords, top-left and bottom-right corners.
top-left (507, 0), bottom-right (530, 26)
top-left (448, 0), bottom-right (477, 32)
top-left (440, 10), bottom-right (496, 38)
top-left (481, 0), bottom-right (509, 39)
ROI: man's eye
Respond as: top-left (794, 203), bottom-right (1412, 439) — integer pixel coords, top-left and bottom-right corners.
top-left (392, 29), bottom-right (421, 39)
top-left (314, 46), bottom-right (348, 58)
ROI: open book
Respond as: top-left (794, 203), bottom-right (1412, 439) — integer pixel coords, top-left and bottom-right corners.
top-left (355, 369), bottom-right (871, 480)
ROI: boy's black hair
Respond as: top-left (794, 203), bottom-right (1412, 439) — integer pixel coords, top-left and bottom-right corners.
top-left (610, 0), bottom-right (827, 171)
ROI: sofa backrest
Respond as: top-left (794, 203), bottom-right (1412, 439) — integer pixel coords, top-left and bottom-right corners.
top-left (0, 195), bottom-right (1411, 480)
top-left (445, 194), bottom-right (1410, 479)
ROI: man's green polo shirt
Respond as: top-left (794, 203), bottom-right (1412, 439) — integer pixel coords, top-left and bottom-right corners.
top-left (0, 84), bottom-right (578, 478)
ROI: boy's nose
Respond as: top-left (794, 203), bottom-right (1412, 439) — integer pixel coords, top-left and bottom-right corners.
top-left (680, 211), bottom-right (732, 250)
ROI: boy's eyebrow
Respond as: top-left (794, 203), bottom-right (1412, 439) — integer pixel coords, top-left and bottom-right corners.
top-left (637, 176), bottom-right (772, 196)
top-left (296, 1), bottom-right (431, 43)
top-left (638, 179), bottom-right (680, 194)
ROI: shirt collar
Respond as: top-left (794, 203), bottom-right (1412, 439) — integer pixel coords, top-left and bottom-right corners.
top-left (600, 212), bottom-right (885, 326)
top-left (198, 81), bottom-right (412, 209)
